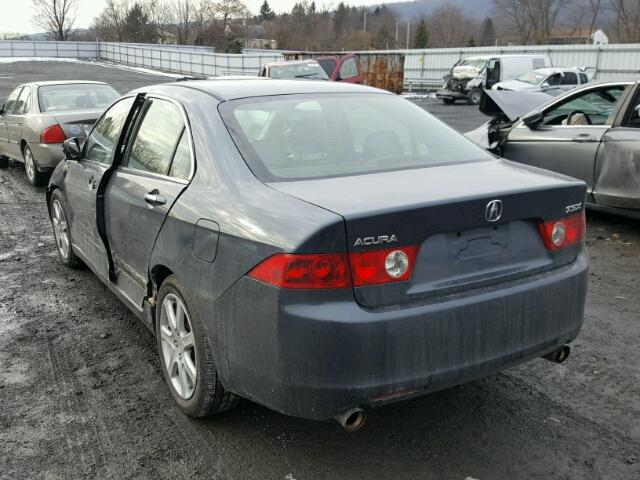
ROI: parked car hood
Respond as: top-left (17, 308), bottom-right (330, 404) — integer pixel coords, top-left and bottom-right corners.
top-left (493, 80), bottom-right (540, 92)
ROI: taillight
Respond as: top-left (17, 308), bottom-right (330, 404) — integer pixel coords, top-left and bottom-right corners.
top-left (538, 212), bottom-right (585, 251)
top-left (248, 245), bottom-right (421, 289)
top-left (248, 253), bottom-right (351, 289)
top-left (41, 124), bottom-right (66, 144)
top-left (348, 245), bottom-right (420, 287)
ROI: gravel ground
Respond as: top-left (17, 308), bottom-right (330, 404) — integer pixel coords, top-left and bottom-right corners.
top-left (0, 60), bottom-right (639, 480)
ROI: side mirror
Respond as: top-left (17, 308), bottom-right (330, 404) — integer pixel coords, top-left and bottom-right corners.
top-left (63, 138), bottom-right (82, 160)
top-left (522, 110), bottom-right (544, 129)
top-left (541, 82), bottom-right (550, 89)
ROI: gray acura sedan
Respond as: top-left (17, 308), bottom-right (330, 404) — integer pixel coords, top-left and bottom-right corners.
top-left (47, 80), bottom-right (588, 431)
top-left (0, 81), bottom-right (119, 186)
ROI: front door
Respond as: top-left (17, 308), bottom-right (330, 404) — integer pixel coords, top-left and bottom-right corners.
top-left (64, 96), bottom-right (136, 279)
top-left (593, 83), bottom-right (640, 210)
top-left (503, 84), bottom-right (629, 193)
top-left (104, 96), bottom-right (192, 307)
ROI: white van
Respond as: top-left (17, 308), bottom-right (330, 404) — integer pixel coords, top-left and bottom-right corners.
top-left (436, 54), bottom-right (552, 105)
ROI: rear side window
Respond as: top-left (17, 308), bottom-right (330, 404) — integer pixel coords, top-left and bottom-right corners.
top-left (220, 93), bottom-right (490, 181)
top-left (14, 87), bottom-right (30, 114)
top-left (579, 73), bottom-right (588, 84)
top-left (3, 87), bottom-right (23, 114)
top-left (83, 97), bottom-right (135, 165)
top-left (168, 131), bottom-right (192, 180)
top-left (125, 99), bottom-right (185, 176)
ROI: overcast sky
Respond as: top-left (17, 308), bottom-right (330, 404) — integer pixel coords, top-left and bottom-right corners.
top-left (0, 0), bottom-right (381, 35)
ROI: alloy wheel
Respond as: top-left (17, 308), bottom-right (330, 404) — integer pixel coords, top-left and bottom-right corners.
top-left (24, 148), bottom-right (35, 182)
top-left (51, 198), bottom-right (70, 259)
top-left (159, 293), bottom-right (197, 400)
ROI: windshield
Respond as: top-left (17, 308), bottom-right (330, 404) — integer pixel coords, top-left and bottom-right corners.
top-left (457, 59), bottom-right (487, 70)
top-left (516, 71), bottom-right (547, 85)
top-left (38, 84), bottom-right (119, 112)
top-left (269, 63), bottom-right (329, 80)
top-left (219, 93), bottom-right (491, 181)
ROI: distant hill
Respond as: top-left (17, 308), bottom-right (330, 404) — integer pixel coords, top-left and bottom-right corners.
top-left (381, 0), bottom-right (496, 21)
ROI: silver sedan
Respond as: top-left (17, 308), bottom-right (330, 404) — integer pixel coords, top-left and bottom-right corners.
top-left (0, 81), bottom-right (119, 186)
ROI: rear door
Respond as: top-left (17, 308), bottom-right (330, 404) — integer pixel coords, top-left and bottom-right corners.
top-left (592, 82), bottom-right (640, 210)
top-left (503, 83), bottom-right (629, 193)
top-left (0, 87), bottom-right (23, 158)
top-left (64, 96), bottom-right (137, 279)
top-left (104, 96), bottom-right (193, 307)
top-left (6, 86), bottom-right (31, 158)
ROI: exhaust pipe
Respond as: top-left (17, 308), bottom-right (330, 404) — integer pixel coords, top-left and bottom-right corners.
top-left (543, 345), bottom-right (570, 364)
top-left (335, 407), bottom-right (367, 432)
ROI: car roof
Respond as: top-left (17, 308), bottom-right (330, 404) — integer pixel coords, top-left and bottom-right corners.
top-left (264, 60), bottom-right (320, 68)
top-left (156, 79), bottom-right (386, 101)
top-left (531, 67), bottom-right (582, 74)
top-left (27, 80), bottom-right (109, 87)
top-left (464, 54), bottom-right (548, 60)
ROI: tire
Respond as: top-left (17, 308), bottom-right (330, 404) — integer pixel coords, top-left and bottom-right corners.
top-left (50, 189), bottom-right (82, 268)
top-left (0, 156), bottom-right (8, 169)
top-left (442, 98), bottom-right (455, 105)
top-left (156, 275), bottom-right (240, 418)
top-left (467, 88), bottom-right (483, 105)
top-left (23, 145), bottom-right (48, 187)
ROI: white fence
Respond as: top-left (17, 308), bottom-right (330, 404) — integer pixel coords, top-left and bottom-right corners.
top-left (1, 40), bottom-right (639, 90)
top-left (403, 43), bottom-right (640, 89)
top-left (99, 42), bottom-right (282, 76)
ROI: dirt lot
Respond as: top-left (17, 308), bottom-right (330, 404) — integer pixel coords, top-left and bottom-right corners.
top-left (0, 60), bottom-right (639, 480)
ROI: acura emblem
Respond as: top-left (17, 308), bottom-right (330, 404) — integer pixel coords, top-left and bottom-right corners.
top-left (485, 199), bottom-right (503, 222)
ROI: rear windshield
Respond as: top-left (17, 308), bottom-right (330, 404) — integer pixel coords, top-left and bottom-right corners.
top-left (38, 84), bottom-right (119, 113)
top-left (219, 93), bottom-right (491, 181)
top-left (270, 63), bottom-right (329, 80)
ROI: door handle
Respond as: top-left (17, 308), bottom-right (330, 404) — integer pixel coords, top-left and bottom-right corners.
top-left (144, 190), bottom-right (166, 206)
top-left (572, 134), bottom-right (597, 142)
top-left (88, 176), bottom-right (97, 190)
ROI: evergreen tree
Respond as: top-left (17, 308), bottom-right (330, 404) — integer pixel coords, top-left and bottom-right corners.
top-left (414, 19), bottom-right (429, 48)
top-left (124, 3), bottom-right (154, 43)
top-left (479, 17), bottom-right (496, 46)
top-left (224, 32), bottom-right (243, 53)
top-left (467, 35), bottom-right (476, 47)
top-left (258, 0), bottom-right (275, 22)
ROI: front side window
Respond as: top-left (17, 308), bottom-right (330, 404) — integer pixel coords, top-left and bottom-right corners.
top-left (579, 73), bottom-right (588, 84)
top-left (339, 58), bottom-right (358, 79)
top-left (317, 59), bottom-right (337, 77)
top-left (39, 84), bottom-right (119, 113)
top-left (83, 97), bottom-right (135, 165)
top-left (220, 93), bottom-right (491, 182)
top-left (560, 72), bottom-right (578, 85)
top-left (624, 91), bottom-right (640, 128)
top-left (125, 99), bottom-right (185, 176)
top-left (3, 87), bottom-right (23, 114)
top-left (546, 73), bottom-right (562, 86)
top-left (542, 85), bottom-right (628, 126)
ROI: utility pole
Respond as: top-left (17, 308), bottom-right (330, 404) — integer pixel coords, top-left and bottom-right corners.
top-left (395, 21), bottom-right (399, 47)
top-left (406, 21), bottom-right (410, 49)
top-left (363, 11), bottom-right (367, 32)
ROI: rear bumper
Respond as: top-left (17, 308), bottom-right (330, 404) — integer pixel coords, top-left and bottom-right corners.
top-left (29, 143), bottom-right (64, 170)
top-left (212, 251), bottom-right (588, 420)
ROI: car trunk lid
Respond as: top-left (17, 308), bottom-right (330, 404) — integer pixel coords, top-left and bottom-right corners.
top-left (50, 109), bottom-right (102, 141)
top-left (269, 159), bottom-right (586, 308)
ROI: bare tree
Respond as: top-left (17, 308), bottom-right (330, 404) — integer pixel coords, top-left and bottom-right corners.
top-left (427, 6), bottom-right (474, 47)
top-left (32, 0), bottom-right (79, 40)
top-left (494, 0), bottom-right (570, 44)
top-left (215, 0), bottom-right (248, 31)
top-left (609, 0), bottom-right (640, 42)
top-left (173, 0), bottom-right (194, 44)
